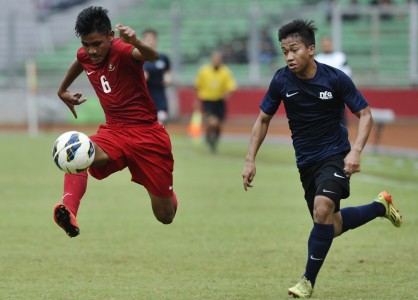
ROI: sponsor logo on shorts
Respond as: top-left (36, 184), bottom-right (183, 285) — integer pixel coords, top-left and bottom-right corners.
top-left (334, 172), bottom-right (345, 179)
top-left (323, 189), bottom-right (337, 194)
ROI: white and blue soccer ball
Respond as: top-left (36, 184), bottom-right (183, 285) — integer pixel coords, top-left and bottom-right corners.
top-left (52, 131), bottom-right (95, 174)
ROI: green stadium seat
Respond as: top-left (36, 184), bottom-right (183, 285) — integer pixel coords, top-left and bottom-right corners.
top-left (32, 0), bottom-right (412, 87)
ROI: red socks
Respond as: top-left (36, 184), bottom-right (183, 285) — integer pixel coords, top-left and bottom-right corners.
top-left (62, 171), bottom-right (88, 216)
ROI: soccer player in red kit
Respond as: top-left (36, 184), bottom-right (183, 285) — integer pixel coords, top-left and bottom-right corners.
top-left (53, 6), bottom-right (178, 238)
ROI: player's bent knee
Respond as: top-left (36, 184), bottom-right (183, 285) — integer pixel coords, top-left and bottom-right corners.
top-left (149, 193), bottom-right (176, 224)
top-left (91, 143), bottom-right (109, 167)
top-left (313, 196), bottom-right (335, 224)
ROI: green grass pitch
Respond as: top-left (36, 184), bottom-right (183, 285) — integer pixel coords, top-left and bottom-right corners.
top-left (0, 131), bottom-right (417, 299)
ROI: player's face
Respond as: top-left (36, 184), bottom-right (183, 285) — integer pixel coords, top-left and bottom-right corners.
top-left (143, 33), bottom-right (157, 48)
top-left (281, 36), bottom-right (315, 76)
top-left (80, 31), bottom-right (114, 64)
top-left (320, 37), bottom-right (333, 54)
top-left (211, 52), bottom-right (222, 68)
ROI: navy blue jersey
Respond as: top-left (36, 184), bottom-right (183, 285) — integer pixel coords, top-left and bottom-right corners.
top-left (143, 53), bottom-right (171, 89)
top-left (260, 61), bottom-right (368, 168)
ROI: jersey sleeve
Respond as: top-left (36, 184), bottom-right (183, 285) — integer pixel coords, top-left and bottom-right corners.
top-left (110, 39), bottom-right (139, 67)
top-left (76, 48), bottom-right (88, 67)
top-left (122, 43), bottom-right (137, 63)
top-left (223, 67), bottom-right (236, 93)
top-left (260, 74), bottom-right (282, 115)
top-left (338, 72), bottom-right (368, 113)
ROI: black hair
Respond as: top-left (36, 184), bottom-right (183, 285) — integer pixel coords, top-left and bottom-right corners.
top-left (75, 6), bottom-right (111, 37)
top-left (142, 28), bottom-right (158, 37)
top-left (278, 19), bottom-right (317, 47)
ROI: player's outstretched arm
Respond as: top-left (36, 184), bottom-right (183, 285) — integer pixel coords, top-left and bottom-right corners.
top-left (57, 59), bottom-right (87, 119)
top-left (344, 106), bottom-right (373, 176)
top-left (115, 23), bottom-right (159, 61)
top-left (242, 110), bottom-right (273, 191)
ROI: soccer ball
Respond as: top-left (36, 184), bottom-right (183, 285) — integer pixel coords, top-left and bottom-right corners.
top-left (52, 131), bottom-right (95, 174)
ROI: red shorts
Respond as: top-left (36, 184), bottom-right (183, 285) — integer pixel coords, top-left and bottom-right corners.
top-left (88, 122), bottom-right (174, 198)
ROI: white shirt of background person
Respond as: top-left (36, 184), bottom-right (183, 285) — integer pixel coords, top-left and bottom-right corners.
top-left (315, 36), bottom-right (352, 77)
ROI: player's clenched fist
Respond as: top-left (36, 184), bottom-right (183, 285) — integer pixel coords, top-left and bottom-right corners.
top-left (115, 24), bottom-right (137, 45)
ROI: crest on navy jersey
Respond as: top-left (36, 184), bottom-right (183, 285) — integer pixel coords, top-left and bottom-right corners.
top-left (319, 91), bottom-right (333, 100)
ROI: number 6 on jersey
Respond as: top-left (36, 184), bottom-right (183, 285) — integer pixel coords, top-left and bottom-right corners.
top-left (100, 75), bottom-right (111, 93)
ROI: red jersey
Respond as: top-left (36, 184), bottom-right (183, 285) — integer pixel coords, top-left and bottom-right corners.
top-left (77, 38), bottom-right (157, 124)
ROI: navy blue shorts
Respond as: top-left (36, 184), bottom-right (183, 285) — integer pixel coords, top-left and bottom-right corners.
top-left (298, 154), bottom-right (350, 217)
top-left (148, 88), bottom-right (168, 112)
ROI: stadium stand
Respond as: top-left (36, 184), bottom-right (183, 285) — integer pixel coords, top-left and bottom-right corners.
top-left (27, 0), bottom-right (414, 87)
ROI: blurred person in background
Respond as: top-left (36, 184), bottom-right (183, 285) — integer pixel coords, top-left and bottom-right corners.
top-left (315, 36), bottom-right (352, 77)
top-left (194, 51), bottom-right (236, 153)
top-left (53, 6), bottom-right (178, 238)
top-left (242, 19), bottom-right (402, 298)
top-left (370, 0), bottom-right (395, 20)
top-left (316, 36), bottom-right (352, 125)
top-left (142, 28), bottom-right (172, 125)
top-left (259, 28), bottom-right (278, 66)
top-left (326, 0), bottom-right (360, 22)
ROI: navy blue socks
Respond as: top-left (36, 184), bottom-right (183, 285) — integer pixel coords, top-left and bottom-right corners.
top-left (340, 202), bottom-right (385, 233)
top-left (304, 223), bottom-right (334, 287)
top-left (303, 202), bottom-right (386, 287)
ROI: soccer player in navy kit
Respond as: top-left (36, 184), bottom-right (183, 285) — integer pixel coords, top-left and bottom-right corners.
top-left (142, 29), bottom-right (172, 125)
top-left (53, 6), bottom-right (178, 238)
top-left (242, 19), bottom-right (402, 298)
